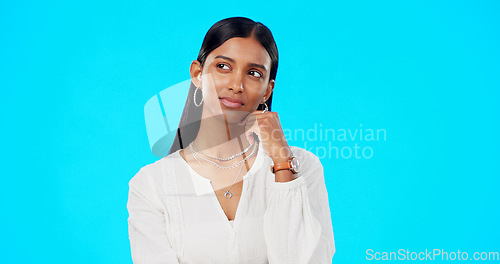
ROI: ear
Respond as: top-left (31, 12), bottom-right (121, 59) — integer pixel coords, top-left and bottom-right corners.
top-left (262, 79), bottom-right (275, 103)
top-left (190, 60), bottom-right (203, 88)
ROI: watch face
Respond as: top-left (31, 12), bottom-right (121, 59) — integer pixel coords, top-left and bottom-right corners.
top-left (291, 157), bottom-right (300, 173)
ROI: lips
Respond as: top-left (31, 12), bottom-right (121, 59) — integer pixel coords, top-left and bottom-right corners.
top-left (220, 97), bottom-right (244, 108)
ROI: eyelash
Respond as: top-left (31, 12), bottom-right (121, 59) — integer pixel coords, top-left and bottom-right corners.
top-left (216, 63), bottom-right (263, 79)
top-left (216, 63), bottom-right (230, 70)
top-left (249, 70), bottom-right (263, 78)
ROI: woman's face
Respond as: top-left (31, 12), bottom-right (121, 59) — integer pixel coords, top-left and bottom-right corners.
top-left (191, 37), bottom-right (274, 124)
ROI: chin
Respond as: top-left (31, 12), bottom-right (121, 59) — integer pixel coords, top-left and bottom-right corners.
top-left (220, 109), bottom-right (250, 124)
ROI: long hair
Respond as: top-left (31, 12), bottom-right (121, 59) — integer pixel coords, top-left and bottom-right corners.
top-left (168, 17), bottom-right (279, 155)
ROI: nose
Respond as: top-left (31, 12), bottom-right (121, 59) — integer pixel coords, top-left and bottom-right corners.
top-left (228, 72), bottom-right (244, 93)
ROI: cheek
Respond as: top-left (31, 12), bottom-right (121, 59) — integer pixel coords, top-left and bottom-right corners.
top-left (213, 77), bottom-right (229, 94)
top-left (200, 73), bottom-right (217, 97)
top-left (202, 72), bottom-right (228, 95)
top-left (247, 89), bottom-right (266, 108)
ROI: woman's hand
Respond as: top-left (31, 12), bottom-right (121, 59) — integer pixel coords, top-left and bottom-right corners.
top-left (239, 110), bottom-right (293, 164)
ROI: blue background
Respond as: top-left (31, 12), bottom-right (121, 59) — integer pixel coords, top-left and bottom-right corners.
top-left (1, 0), bottom-right (498, 263)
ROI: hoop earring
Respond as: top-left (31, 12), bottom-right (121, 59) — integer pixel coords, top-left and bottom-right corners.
top-left (194, 86), bottom-right (203, 107)
top-left (261, 101), bottom-right (269, 113)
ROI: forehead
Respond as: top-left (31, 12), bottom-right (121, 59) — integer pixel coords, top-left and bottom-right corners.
top-left (207, 37), bottom-right (271, 67)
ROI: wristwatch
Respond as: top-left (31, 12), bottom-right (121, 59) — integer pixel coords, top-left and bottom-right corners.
top-left (270, 156), bottom-right (300, 174)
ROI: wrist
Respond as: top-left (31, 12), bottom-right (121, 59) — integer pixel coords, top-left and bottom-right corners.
top-left (271, 156), bottom-right (292, 164)
top-left (274, 169), bottom-right (297, 182)
top-left (270, 153), bottom-right (301, 176)
top-left (270, 146), bottom-right (293, 163)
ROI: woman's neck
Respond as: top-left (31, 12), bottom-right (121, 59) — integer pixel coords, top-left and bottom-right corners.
top-left (192, 110), bottom-right (253, 158)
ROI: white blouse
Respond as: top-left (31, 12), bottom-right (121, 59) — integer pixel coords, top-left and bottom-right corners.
top-left (127, 142), bottom-right (335, 263)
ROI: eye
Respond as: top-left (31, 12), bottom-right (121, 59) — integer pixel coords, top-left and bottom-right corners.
top-left (249, 70), bottom-right (263, 78)
top-left (216, 63), bottom-right (230, 70)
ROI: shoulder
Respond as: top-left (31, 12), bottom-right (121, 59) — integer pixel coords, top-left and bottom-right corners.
top-left (128, 151), bottom-right (181, 195)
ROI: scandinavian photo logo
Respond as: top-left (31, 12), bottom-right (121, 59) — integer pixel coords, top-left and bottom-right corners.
top-left (284, 123), bottom-right (387, 160)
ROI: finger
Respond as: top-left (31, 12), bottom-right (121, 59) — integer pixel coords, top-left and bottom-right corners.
top-left (239, 110), bottom-right (272, 144)
top-left (238, 111), bottom-right (257, 126)
top-left (272, 112), bottom-right (284, 130)
top-left (244, 115), bottom-right (262, 144)
top-left (246, 131), bottom-right (255, 145)
top-left (272, 112), bottom-right (280, 124)
top-left (253, 110), bottom-right (268, 115)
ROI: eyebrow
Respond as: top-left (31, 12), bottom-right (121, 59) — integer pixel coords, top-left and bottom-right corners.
top-left (214, 55), bottom-right (268, 72)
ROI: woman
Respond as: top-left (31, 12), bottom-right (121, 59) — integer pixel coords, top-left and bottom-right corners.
top-left (127, 17), bottom-right (335, 263)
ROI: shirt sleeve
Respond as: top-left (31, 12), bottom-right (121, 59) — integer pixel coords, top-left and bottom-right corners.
top-left (263, 148), bottom-right (336, 264)
top-left (127, 166), bottom-right (181, 264)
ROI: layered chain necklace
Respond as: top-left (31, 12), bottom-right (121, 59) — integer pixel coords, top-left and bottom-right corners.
top-left (191, 141), bottom-right (255, 161)
top-left (189, 141), bottom-right (258, 198)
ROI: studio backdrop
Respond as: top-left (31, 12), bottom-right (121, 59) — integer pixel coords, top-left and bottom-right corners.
top-left (0, 0), bottom-right (499, 263)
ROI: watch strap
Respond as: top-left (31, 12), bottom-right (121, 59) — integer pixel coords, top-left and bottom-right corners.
top-left (271, 157), bottom-right (298, 174)
top-left (271, 160), bottom-right (291, 173)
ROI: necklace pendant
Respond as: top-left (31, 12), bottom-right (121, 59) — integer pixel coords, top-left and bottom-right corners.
top-left (224, 191), bottom-right (233, 199)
